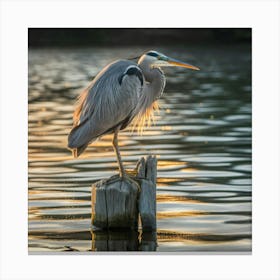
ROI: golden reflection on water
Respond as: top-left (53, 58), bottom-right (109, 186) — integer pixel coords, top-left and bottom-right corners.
top-left (161, 125), bottom-right (172, 131)
top-left (180, 167), bottom-right (198, 173)
top-left (158, 160), bottom-right (186, 167)
top-left (157, 194), bottom-right (203, 204)
top-left (157, 177), bottom-right (185, 185)
top-left (157, 210), bottom-right (207, 219)
top-left (29, 154), bottom-right (72, 162)
top-left (156, 230), bottom-right (246, 245)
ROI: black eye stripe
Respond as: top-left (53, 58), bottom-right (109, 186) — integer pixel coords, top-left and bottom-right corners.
top-left (147, 52), bottom-right (159, 57)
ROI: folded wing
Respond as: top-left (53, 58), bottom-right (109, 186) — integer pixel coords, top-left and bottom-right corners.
top-left (68, 60), bottom-right (144, 157)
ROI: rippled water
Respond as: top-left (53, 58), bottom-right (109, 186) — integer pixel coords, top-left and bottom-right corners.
top-left (28, 46), bottom-right (252, 252)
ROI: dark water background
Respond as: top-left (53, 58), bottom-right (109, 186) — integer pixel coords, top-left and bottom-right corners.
top-left (28, 46), bottom-right (252, 252)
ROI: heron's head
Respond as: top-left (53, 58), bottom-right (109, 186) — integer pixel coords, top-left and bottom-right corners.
top-left (138, 50), bottom-right (200, 71)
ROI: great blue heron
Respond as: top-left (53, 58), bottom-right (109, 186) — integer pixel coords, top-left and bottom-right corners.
top-left (68, 50), bottom-right (199, 178)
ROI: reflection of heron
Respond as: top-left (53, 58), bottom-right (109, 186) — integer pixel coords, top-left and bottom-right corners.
top-left (68, 50), bottom-right (199, 178)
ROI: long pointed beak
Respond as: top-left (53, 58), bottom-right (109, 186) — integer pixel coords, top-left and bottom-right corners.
top-left (167, 57), bottom-right (200, 71)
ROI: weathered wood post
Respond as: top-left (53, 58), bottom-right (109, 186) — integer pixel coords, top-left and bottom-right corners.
top-left (91, 155), bottom-right (157, 231)
top-left (137, 156), bottom-right (157, 231)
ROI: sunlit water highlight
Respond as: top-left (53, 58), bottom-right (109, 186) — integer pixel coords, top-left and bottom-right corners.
top-left (28, 46), bottom-right (251, 252)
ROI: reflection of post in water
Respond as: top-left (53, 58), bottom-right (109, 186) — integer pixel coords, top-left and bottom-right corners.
top-left (139, 231), bottom-right (157, 251)
top-left (91, 156), bottom-right (157, 251)
top-left (91, 230), bottom-right (157, 251)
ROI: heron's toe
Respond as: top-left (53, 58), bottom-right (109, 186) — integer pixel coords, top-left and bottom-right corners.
top-left (121, 174), bottom-right (141, 193)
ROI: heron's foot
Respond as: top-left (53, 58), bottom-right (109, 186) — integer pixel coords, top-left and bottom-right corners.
top-left (125, 168), bottom-right (138, 177)
top-left (103, 172), bottom-right (141, 193)
top-left (120, 172), bottom-right (141, 193)
top-left (103, 174), bottom-right (120, 185)
top-left (119, 170), bottom-right (141, 193)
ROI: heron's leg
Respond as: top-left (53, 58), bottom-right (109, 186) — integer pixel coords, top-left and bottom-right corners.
top-left (112, 127), bottom-right (141, 192)
top-left (112, 127), bottom-right (125, 178)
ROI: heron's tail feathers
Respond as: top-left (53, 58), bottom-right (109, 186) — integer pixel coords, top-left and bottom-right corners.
top-left (68, 122), bottom-right (93, 158)
top-left (72, 143), bottom-right (88, 158)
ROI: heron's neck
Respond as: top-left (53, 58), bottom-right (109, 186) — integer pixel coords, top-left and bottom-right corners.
top-left (143, 67), bottom-right (166, 100)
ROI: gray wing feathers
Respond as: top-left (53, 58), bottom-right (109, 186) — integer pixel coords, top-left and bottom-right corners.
top-left (68, 60), bottom-right (143, 155)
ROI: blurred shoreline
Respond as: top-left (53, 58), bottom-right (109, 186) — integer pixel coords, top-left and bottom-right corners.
top-left (29, 28), bottom-right (251, 48)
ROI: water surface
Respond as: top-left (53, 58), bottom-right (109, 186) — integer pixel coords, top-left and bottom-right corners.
top-left (28, 46), bottom-right (251, 252)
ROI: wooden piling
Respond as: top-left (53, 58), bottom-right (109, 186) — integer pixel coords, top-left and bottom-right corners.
top-left (91, 177), bottom-right (139, 229)
top-left (137, 155), bottom-right (157, 231)
top-left (91, 155), bottom-right (157, 231)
